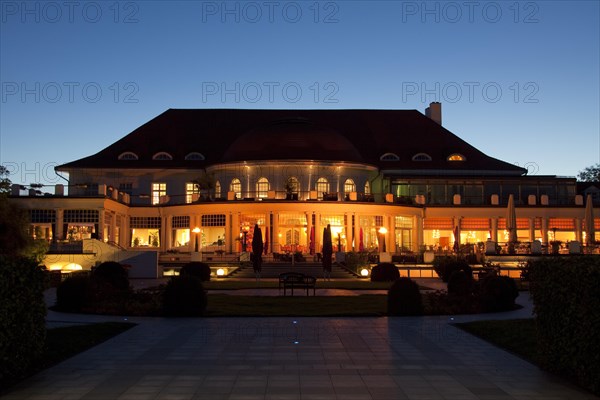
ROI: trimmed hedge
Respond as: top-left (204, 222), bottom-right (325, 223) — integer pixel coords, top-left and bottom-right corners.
top-left (91, 261), bottom-right (130, 291)
top-left (529, 257), bottom-right (600, 395)
top-left (370, 262), bottom-right (400, 282)
top-left (477, 275), bottom-right (518, 313)
top-left (433, 257), bottom-right (472, 282)
top-left (180, 262), bottom-right (211, 282)
top-left (387, 277), bottom-right (423, 316)
top-left (163, 276), bottom-right (207, 317)
top-left (56, 274), bottom-right (92, 312)
top-left (0, 256), bottom-right (47, 380)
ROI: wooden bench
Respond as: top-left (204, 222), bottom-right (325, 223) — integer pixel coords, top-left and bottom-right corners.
top-left (279, 272), bottom-right (316, 296)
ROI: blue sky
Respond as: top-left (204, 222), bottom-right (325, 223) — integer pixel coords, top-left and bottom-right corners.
top-left (1, 0), bottom-right (599, 186)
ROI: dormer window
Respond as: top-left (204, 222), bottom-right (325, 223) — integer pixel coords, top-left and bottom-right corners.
top-left (380, 153), bottom-right (400, 161)
top-left (447, 153), bottom-right (466, 161)
top-left (152, 152), bottom-right (173, 161)
top-left (185, 152), bottom-right (205, 161)
top-left (118, 152), bottom-right (138, 160)
top-left (412, 153), bottom-right (432, 161)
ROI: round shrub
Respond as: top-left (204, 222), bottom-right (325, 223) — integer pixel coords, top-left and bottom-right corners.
top-left (91, 261), bottom-right (129, 291)
top-left (478, 275), bottom-right (518, 312)
top-left (56, 274), bottom-right (92, 312)
top-left (163, 275), bottom-right (207, 317)
top-left (370, 262), bottom-right (400, 282)
top-left (433, 257), bottom-right (472, 282)
top-left (447, 270), bottom-right (473, 297)
top-left (0, 256), bottom-right (47, 379)
top-left (180, 262), bottom-right (211, 282)
top-left (387, 277), bottom-right (423, 316)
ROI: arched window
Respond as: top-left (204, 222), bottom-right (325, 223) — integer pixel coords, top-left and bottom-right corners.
top-left (152, 152), bottom-right (173, 160)
top-left (380, 153), bottom-right (400, 161)
top-left (256, 177), bottom-right (269, 198)
top-left (447, 153), bottom-right (466, 161)
top-left (215, 180), bottom-right (221, 199)
top-left (230, 178), bottom-right (241, 199)
top-left (364, 181), bottom-right (371, 194)
top-left (185, 152), bottom-right (205, 161)
top-left (412, 153), bottom-right (432, 161)
top-left (286, 177), bottom-right (300, 194)
top-left (344, 179), bottom-right (356, 193)
top-left (118, 151), bottom-right (138, 160)
top-left (316, 177), bottom-right (329, 199)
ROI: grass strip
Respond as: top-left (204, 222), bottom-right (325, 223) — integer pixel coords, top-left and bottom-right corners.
top-left (454, 318), bottom-right (538, 362)
top-left (203, 280), bottom-right (431, 291)
top-left (205, 294), bottom-right (387, 316)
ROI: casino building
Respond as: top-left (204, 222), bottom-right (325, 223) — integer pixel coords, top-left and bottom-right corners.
top-left (10, 103), bottom-right (597, 271)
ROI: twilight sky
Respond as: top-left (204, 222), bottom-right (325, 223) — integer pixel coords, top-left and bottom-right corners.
top-left (1, 1), bottom-right (598, 187)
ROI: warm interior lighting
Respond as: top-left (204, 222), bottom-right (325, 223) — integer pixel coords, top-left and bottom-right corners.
top-left (378, 227), bottom-right (388, 234)
top-left (192, 227), bottom-right (201, 233)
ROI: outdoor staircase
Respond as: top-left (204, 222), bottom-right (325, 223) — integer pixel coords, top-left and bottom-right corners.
top-left (227, 262), bottom-right (359, 279)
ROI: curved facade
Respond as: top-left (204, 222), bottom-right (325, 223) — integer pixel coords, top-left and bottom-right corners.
top-left (10, 104), bottom-right (597, 268)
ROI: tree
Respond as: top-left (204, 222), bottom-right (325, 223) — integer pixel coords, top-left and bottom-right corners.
top-left (0, 165), bottom-right (11, 195)
top-left (578, 164), bottom-right (600, 182)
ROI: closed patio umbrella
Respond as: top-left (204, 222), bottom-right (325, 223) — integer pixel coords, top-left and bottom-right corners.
top-left (309, 226), bottom-right (315, 255)
top-left (585, 194), bottom-right (595, 246)
top-left (251, 224), bottom-right (263, 279)
top-left (506, 194), bottom-right (517, 253)
top-left (359, 227), bottom-right (364, 252)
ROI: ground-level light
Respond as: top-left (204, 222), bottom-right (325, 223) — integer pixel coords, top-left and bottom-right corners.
top-left (360, 268), bottom-right (370, 277)
top-left (216, 268), bottom-right (226, 276)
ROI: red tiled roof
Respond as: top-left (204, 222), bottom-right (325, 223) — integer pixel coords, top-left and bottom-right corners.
top-left (56, 108), bottom-right (526, 175)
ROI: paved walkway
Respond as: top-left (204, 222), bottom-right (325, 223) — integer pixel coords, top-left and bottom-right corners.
top-left (4, 288), bottom-right (597, 399)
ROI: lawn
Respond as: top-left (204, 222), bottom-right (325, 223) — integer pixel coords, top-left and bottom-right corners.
top-left (202, 280), bottom-right (426, 290)
top-left (1, 322), bottom-right (135, 395)
top-left (205, 294), bottom-right (387, 316)
top-left (454, 318), bottom-right (538, 362)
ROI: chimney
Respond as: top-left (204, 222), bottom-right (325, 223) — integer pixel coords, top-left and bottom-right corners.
top-left (425, 102), bottom-right (442, 125)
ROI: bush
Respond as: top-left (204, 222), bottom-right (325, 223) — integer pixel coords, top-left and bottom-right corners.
top-left (529, 257), bottom-right (600, 395)
top-left (180, 262), bottom-right (211, 282)
top-left (56, 275), bottom-right (92, 312)
top-left (370, 262), bottom-right (400, 282)
top-left (477, 275), bottom-right (518, 312)
top-left (0, 256), bottom-right (47, 380)
top-left (387, 277), bottom-right (423, 316)
top-left (447, 270), bottom-right (473, 297)
top-left (163, 276), bottom-right (207, 317)
top-left (91, 261), bottom-right (130, 291)
top-left (433, 257), bottom-right (472, 282)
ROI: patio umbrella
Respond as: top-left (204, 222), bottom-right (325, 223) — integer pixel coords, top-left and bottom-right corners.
top-left (359, 227), bottom-right (364, 252)
top-left (322, 224), bottom-right (333, 278)
top-left (585, 194), bottom-right (595, 245)
top-left (251, 224), bottom-right (263, 276)
top-left (453, 225), bottom-right (460, 253)
top-left (309, 226), bottom-right (315, 255)
top-left (506, 194), bottom-right (517, 243)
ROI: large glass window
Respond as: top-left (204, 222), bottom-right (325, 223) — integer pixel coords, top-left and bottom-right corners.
top-left (152, 183), bottom-right (167, 205)
top-left (185, 182), bottom-right (199, 203)
top-left (130, 216), bottom-right (161, 247)
top-left (344, 179), bottom-right (356, 193)
top-left (172, 216), bottom-right (190, 248)
top-left (316, 177), bottom-right (329, 199)
top-left (215, 180), bottom-right (221, 199)
top-left (230, 178), bottom-right (242, 199)
top-left (256, 177), bottom-right (269, 198)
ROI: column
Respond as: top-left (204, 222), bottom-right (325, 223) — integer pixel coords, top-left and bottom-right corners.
top-left (354, 213), bottom-right (361, 252)
top-left (98, 209), bottom-right (105, 241)
top-left (575, 218), bottom-right (582, 243)
top-left (225, 213), bottom-right (232, 254)
top-left (306, 211), bottom-right (312, 255)
top-left (541, 218), bottom-right (549, 245)
top-left (56, 209), bottom-right (64, 241)
top-left (314, 212), bottom-right (321, 254)
top-left (491, 218), bottom-right (498, 243)
top-left (413, 215), bottom-right (423, 253)
top-left (529, 217), bottom-right (535, 242)
top-left (345, 212), bottom-right (352, 252)
top-left (272, 212), bottom-right (280, 253)
top-left (165, 215), bottom-right (172, 250)
top-left (110, 212), bottom-right (117, 243)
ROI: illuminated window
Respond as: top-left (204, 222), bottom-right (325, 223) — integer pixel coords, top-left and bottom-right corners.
top-left (364, 181), bottom-right (371, 194)
top-left (118, 152), bottom-right (138, 160)
top-left (185, 152), bottom-right (205, 160)
top-left (316, 177), bottom-right (329, 199)
top-left (287, 177), bottom-right (300, 193)
top-left (230, 178), bottom-right (242, 199)
top-left (185, 182), bottom-right (199, 203)
top-left (344, 179), bottom-right (356, 193)
top-left (256, 177), bottom-right (269, 198)
top-left (152, 183), bottom-right (167, 205)
top-left (215, 180), bottom-right (221, 198)
top-left (380, 153), bottom-right (400, 161)
top-left (412, 153), bottom-right (432, 161)
top-left (447, 153), bottom-right (466, 161)
top-left (152, 152), bottom-right (173, 160)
